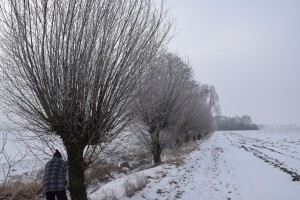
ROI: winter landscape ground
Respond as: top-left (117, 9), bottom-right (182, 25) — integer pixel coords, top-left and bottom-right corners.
top-left (1, 128), bottom-right (300, 199)
top-left (89, 129), bottom-right (300, 200)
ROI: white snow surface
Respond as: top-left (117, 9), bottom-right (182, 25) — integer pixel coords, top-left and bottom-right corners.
top-left (89, 129), bottom-right (300, 200)
top-left (1, 128), bottom-right (300, 199)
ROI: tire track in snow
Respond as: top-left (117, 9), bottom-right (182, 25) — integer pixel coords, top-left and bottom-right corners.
top-left (225, 132), bottom-right (300, 182)
top-left (229, 132), bottom-right (300, 160)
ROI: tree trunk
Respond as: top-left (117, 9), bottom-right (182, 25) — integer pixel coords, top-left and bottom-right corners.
top-left (65, 142), bottom-right (87, 200)
top-left (153, 150), bottom-right (162, 166)
top-left (151, 130), bottom-right (162, 166)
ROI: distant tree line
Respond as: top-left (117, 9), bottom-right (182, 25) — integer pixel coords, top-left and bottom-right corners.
top-left (214, 115), bottom-right (259, 130)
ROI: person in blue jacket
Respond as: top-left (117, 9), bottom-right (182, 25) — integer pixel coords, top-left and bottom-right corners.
top-left (43, 149), bottom-right (68, 200)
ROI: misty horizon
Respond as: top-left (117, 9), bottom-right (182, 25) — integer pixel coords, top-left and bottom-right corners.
top-left (161, 0), bottom-right (300, 126)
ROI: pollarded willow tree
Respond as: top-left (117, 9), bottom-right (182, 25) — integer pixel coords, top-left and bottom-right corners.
top-left (184, 84), bottom-right (219, 140)
top-left (133, 53), bottom-right (193, 165)
top-left (172, 81), bottom-right (209, 143)
top-left (0, 0), bottom-right (172, 199)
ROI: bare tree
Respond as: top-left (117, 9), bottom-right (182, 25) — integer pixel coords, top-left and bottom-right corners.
top-left (241, 115), bottom-right (252, 125)
top-left (173, 81), bottom-right (216, 144)
top-left (200, 84), bottom-right (221, 116)
top-left (0, 0), bottom-right (172, 199)
top-left (133, 53), bottom-right (192, 165)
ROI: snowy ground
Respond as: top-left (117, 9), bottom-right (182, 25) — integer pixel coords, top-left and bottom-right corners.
top-left (89, 129), bottom-right (300, 200)
top-left (1, 128), bottom-right (300, 199)
top-left (0, 131), bottom-right (49, 181)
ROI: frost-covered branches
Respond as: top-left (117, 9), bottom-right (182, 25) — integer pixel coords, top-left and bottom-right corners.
top-left (0, 0), bottom-right (172, 199)
top-left (132, 53), bottom-right (218, 165)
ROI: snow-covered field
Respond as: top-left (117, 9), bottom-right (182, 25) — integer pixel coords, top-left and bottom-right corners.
top-left (1, 128), bottom-right (300, 199)
top-left (0, 130), bottom-right (49, 182)
top-left (89, 128), bottom-right (300, 200)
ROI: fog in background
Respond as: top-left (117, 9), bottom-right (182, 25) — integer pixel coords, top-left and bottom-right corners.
top-left (163, 0), bottom-right (300, 126)
top-left (0, 1), bottom-right (299, 127)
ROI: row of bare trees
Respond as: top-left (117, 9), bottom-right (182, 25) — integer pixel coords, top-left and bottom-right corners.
top-left (0, 0), bottom-right (219, 199)
top-left (132, 53), bottom-right (218, 165)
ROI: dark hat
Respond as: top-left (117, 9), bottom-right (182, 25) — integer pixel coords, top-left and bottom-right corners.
top-left (53, 149), bottom-right (62, 159)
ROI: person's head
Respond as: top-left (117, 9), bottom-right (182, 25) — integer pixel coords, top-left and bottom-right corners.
top-left (53, 149), bottom-right (62, 159)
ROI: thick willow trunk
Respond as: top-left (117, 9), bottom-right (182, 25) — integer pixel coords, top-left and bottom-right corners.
top-left (151, 129), bottom-right (162, 166)
top-left (65, 142), bottom-right (87, 200)
top-left (153, 148), bottom-right (162, 166)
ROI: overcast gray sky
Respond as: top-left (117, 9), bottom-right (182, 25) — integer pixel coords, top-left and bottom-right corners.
top-left (162, 0), bottom-right (300, 125)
